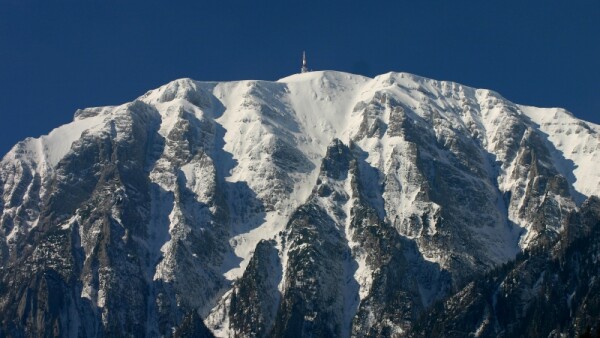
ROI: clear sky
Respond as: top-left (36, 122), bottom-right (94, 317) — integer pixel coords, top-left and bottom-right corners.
top-left (1, 1), bottom-right (599, 156)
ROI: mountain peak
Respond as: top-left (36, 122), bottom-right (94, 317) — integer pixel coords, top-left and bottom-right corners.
top-left (278, 69), bottom-right (370, 83)
top-left (1, 70), bottom-right (599, 337)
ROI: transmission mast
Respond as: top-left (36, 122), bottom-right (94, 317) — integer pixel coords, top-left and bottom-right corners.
top-left (301, 51), bottom-right (309, 73)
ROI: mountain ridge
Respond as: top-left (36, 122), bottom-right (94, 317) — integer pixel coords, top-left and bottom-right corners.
top-left (0, 70), bottom-right (598, 337)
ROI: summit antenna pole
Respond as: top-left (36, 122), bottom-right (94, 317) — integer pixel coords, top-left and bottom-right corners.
top-left (301, 51), bottom-right (308, 73)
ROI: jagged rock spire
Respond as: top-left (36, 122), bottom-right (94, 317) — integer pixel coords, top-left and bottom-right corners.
top-left (301, 51), bottom-right (308, 73)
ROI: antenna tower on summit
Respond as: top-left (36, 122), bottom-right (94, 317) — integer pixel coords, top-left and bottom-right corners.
top-left (301, 51), bottom-right (308, 73)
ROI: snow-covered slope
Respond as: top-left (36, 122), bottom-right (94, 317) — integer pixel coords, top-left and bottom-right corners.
top-left (0, 70), bottom-right (598, 337)
top-left (518, 105), bottom-right (600, 201)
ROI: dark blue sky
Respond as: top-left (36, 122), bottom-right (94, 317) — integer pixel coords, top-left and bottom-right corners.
top-left (1, 1), bottom-right (599, 156)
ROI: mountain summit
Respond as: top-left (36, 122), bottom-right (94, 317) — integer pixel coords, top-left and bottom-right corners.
top-left (1, 71), bottom-right (599, 337)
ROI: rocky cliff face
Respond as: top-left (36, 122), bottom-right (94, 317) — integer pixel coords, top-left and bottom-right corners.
top-left (0, 71), bottom-right (598, 337)
top-left (410, 196), bottom-right (600, 338)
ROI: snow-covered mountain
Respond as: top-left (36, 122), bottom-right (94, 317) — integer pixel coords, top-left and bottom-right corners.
top-left (0, 71), bottom-right (598, 337)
